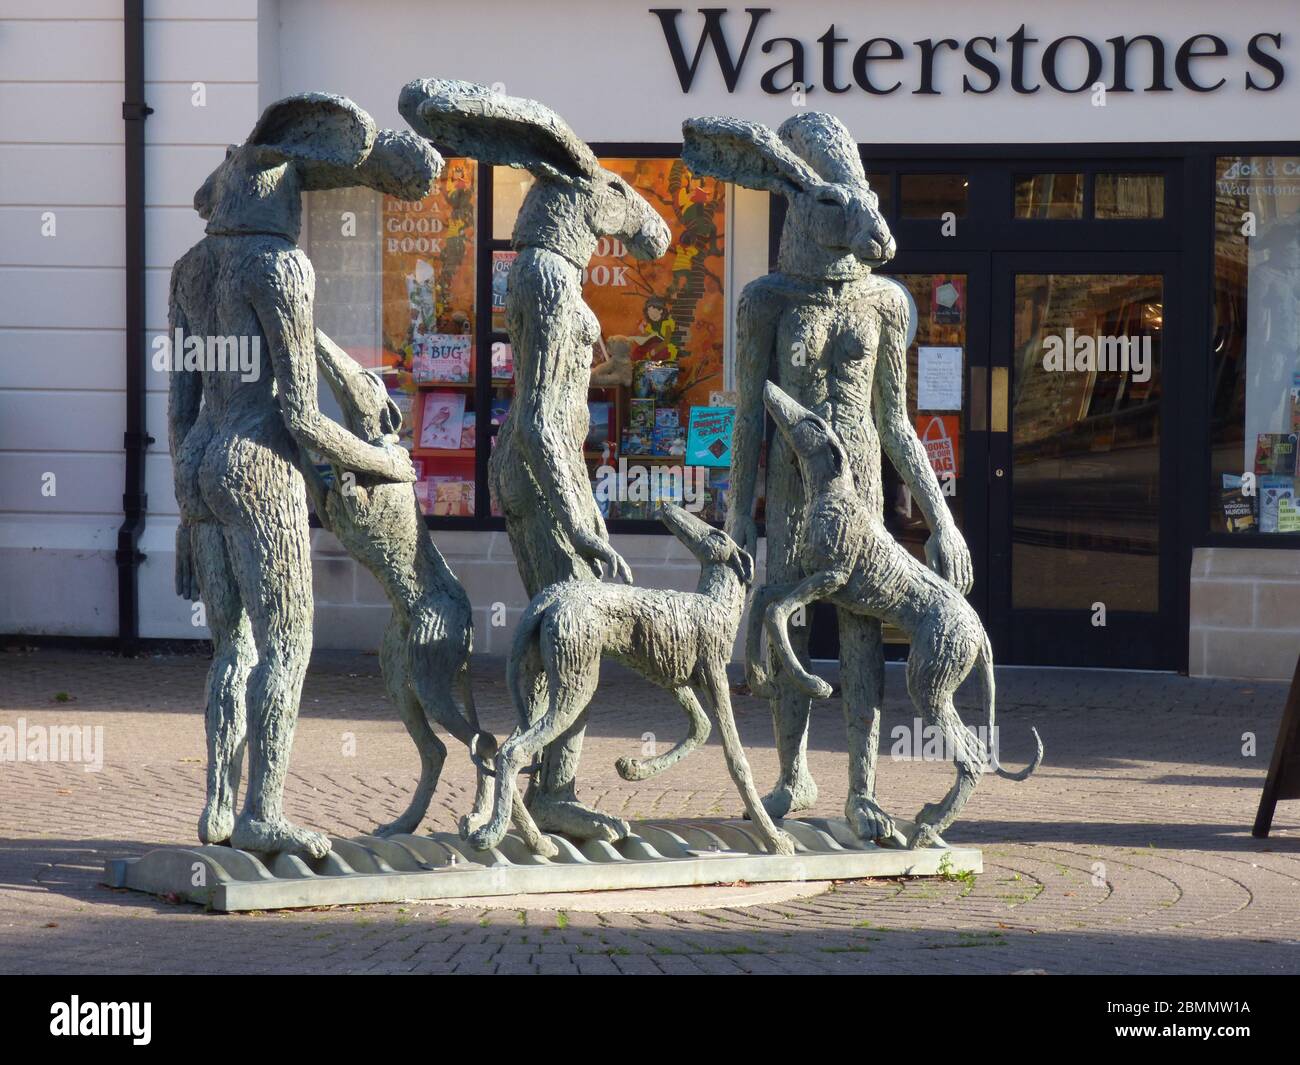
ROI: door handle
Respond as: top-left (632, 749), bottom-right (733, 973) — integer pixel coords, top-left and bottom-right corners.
top-left (991, 367), bottom-right (1009, 433)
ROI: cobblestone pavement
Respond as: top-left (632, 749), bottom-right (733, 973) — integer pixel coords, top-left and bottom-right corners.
top-left (1, 647), bottom-right (1298, 975)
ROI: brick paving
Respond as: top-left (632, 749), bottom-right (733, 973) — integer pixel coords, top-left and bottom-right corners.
top-left (1, 647), bottom-right (1298, 975)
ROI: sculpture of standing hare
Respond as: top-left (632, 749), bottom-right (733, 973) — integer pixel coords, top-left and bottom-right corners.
top-left (169, 93), bottom-right (436, 857)
top-left (399, 80), bottom-right (672, 841)
top-left (681, 113), bottom-right (973, 844)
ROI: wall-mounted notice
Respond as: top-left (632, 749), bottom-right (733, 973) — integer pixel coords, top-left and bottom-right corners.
top-left (918, 345), bottom-right (963, 411)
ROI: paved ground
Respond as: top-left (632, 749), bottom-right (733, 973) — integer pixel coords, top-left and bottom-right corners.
top-left (1, 646), bottom-right (1298, 975)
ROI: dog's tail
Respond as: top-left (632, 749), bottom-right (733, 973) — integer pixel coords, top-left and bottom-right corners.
top-left (979, 632), bottom-right (1043, 781)
top-left (506, 598), bottom-right (548, 726)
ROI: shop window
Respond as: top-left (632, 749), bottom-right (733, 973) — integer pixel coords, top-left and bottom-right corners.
top-left (305, 159), bottom-right (480, 519)
top-left (864, 170), bottom-right (892, 218)
top-left (492, 166), bottom-right (533, 240)
top-left (1094, 173), bottom-right (1164, 219)
top-left (1210, 156), bottom-right (1300, 536)
top-left (306, 155), bottom-right (732, 530)
top-left (900, 173), bottom-right (967, 219)
top-left (1014, 173), bottom-right (1084, 219)
top-left (579, 158), bottom-right (729, 523)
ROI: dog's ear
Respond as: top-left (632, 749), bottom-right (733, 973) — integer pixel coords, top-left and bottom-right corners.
top-left (382, 395), bottom-right (403, 436)
top-left (728, 547), bottom-right (756, 587)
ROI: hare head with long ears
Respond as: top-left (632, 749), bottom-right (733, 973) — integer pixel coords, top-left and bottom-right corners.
top-left (196, 92), bottom-right (444, 241)
top-left (682, 112), bottom-right (894, 282)
top-left (399, 79), bottom-right (671, 269)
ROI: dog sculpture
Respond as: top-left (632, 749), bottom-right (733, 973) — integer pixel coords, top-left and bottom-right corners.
top-left (466, 504), bottom-right (795, 857)
top-left (300, 332), bottom-right (483, 836)
top-left (301, 332), bottom-right (545, 849)
top-left (751, 383), bottom-right (1043, 849)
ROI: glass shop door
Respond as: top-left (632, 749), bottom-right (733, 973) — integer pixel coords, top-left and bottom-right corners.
top-left (986, 252), bottom-right (1179, 668)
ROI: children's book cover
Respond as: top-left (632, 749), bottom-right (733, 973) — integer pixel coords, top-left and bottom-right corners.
top-left (685, 406), bottom-right (736, 467)
top-left (413, 333), bottom-right (472, 384)
top-left (419, 391), bottom-right (467, 450)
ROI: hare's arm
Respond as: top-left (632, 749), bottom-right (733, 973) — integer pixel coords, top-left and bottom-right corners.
top-left (727, 282), bottom-right (780, 533)
top-left (873, 295), bottom-right (952, 536)
top-left (166, 275), bottom-right (201, 457)
top-left (245, 249), bottom-right (405, 480)
top-left (872, 296), bottom-right (972, 592)
top-left (512, 286), bottom-right (603, 543)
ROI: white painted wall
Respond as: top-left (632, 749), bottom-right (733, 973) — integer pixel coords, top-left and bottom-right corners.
top-left (274, 0), bottom-right (1299, 145)
top-left (0, 0), bottom-right (261, 639)
top-left (2, 0), bottom-right (1295, 654)
top-left (0, 1), bottom-right (126, 636)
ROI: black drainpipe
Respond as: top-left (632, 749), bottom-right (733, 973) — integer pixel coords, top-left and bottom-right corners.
top-left (117, 0), bottom-right (153, 656)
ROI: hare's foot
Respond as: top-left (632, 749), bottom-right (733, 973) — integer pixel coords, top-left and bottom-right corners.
top-left (198, 797), bottom-right (234, 846)
top-left (846, 795), bottom-right (896, 844)
top-left (231, 816), bottom-right (331, 859)
top-left (754, 770), bottom-right (819, 821)
top-left (466, 820), bottom-right (507, 852)
top-left (527, 795), bottom-right (629, 843)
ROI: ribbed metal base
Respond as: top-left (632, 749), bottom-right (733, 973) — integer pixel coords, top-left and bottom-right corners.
top-left (104, 817), bottom-right (981, 912)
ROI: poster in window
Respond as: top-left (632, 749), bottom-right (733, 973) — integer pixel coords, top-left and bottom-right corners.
top-left (915, 413), bottom-right (959, 477)
top-left (419, 391), bottom-right (467, 450)
top-left (582, 159), bottom-right (727, 424)
top-left (686, 406), bottom-right (736, 467)
top-left (491, 251), bottom-right (516, 333)
top-left (932, 277), bottom-right (964, 325)
top-left (381, 159), bottom-right (477, 392)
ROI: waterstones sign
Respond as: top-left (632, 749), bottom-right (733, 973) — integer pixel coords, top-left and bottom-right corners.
top-left (650, 8), bottom-right (1286, 97)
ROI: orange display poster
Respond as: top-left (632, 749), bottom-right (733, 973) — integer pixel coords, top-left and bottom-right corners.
top-left (380, 159), bottom-right (478, 393)
top-left (916, 414), bottom-right (959, 477)
top-left (582, 158), bottom-right (726, 421)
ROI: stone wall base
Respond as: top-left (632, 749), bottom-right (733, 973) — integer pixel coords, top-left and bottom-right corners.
top-left (1189, 547), bottom-right (1300, 680)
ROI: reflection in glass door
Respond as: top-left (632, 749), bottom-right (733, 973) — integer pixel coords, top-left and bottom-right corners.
top-left (993, 265), bottom-right (1171, 666)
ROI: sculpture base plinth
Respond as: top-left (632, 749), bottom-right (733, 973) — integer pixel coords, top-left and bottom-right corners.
top-left (103, 817), bottom-right (981, 913)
